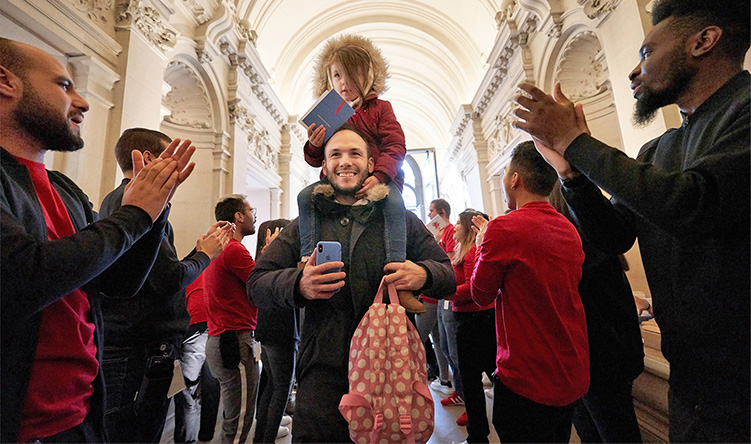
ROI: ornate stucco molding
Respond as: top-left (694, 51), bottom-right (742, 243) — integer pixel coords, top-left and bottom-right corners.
top-left (163, 61), bottom-right (213, 129)
top-left (180, 0), bottom-right (211, 25)
top-left (577, 0), bottom-right (622, 20)
top-left (555, 31), bottom-right (609, 101)
top-left (116, 0), bottom-right (177, 52)
top-left (66, 0), bottom-right (113, 23)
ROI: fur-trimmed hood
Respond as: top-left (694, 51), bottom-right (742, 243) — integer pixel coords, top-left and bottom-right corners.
top-left (312, 183), bottom-right (390, 203)
top-left (312, 34), bottom-right (389, 99)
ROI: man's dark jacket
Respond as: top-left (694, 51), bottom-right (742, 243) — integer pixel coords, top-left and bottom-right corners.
top-left (248, 185), bottom-right (456, 442)
top-left (0, 148), bottom-right (166, 442)
top-left (561, 71), bottom-right (749, 438)
top-left (99, 178), bottom-right (211, 348)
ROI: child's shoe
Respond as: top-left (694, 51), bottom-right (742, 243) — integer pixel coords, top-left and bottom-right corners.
top-left (398, 290), bottom-right (426, 314)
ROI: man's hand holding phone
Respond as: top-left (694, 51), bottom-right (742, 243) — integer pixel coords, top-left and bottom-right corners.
top-left (299, 247), bottom-right (345, 300)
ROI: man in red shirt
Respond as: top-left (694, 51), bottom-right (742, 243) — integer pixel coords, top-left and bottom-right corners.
top-left (471, 141), bottom-right (589, 443)
top-left (204, 194), bottom-right (259, 443)
top-left (0, 38), bottom-right (195, 442)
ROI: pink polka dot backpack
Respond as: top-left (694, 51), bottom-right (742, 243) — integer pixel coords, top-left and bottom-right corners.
top-left (339, 276), bottom-right (434, 444)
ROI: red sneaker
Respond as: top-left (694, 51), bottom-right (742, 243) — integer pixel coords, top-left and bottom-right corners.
top-left (456, 411), bottom-right (468, 426)
top-left (440, 391), bottom-right (465, 406)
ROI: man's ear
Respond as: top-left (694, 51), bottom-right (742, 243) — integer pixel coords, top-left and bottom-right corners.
top-left (367, 156), bottom-right (374, 174)
top-left (690, 26), bottom-right (722, 57)
top-left (0, 65), bottom-right (22, 100)
top-left (510, 171), bottom-right (520, 189)
top-left (142, 151), bottom-right (153, 164)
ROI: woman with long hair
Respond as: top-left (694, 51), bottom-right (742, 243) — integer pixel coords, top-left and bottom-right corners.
top-left (450, 209), bottom-right (497, 442)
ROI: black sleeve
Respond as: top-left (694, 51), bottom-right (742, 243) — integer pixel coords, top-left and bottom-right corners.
top-left (0, 202), bottom-right (153, 320)
top-left (247, 219), bottom-right (305, 311)
top-left (564, 108), bottom-right (750, 239)
top-left (404, 212), bottom-right (456, 299)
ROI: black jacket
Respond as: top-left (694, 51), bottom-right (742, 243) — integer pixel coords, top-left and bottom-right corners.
top-left (561, 71), bottom-right (749, 407)
top-left (0, 148), bottom-right (166, 442)
top-left (99, 179), bottom-right (210, 348)
top-left (248, 188), bottom-right (455, 441)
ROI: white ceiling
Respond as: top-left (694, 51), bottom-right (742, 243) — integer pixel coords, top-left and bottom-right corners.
top-left (239, 0), bottom-right (501, 150)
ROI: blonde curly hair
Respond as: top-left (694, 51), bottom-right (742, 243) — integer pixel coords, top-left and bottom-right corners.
top-left (312, 34), bottom-right (389, 102)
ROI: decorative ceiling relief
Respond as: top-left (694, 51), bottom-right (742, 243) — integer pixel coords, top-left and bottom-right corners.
top-left (577, 0), bottom-right (622, 20)
top-left (116, 0), bottom-right (177, 51)
top-left (228, 100), bottom-right (278, 170)
top-left (67, 0), bottom-right (113, 23)
top-left (163, 61), bottom-right (213, 129)
top-left (555, 31), bottom-right (609, 101)
top-left (487, 112), bottom-right (516, 159)
top-left (180, 0), bottom-right (211, 25)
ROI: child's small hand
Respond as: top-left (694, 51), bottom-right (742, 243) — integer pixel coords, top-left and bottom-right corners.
top-left (307, 123), bottom-right (325, 148)
top-left (355, 176), bottom-right (381, 200)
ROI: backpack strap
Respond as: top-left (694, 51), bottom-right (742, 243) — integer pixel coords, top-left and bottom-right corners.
top-left (374, 276), bottom-right (399, 306)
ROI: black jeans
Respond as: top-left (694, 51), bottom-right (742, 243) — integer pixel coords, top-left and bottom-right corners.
top-left (572, 376), bottom-right (641, 442)
top-left (253, 341), bottom-right (298, 443)
top-left (492, 375), bottom-right (576, 443)
top-left (455, 309), bottom-right (497, 443)
top-left (102, 343), bottom-right (178, 443)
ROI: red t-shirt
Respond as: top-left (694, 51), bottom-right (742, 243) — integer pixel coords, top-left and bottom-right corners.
top-left (470, 202), bottom-right (589, 406)
top-left (450, 245), bottom-right (493, 312)
top-left (204, 239), bottom-right (258, 335)
top-left (16, 157), bottom-right (98, 441)
top-left (422, 223), bottom-right (455, 304)
top-left (186, 272), bottom-right (207, 325)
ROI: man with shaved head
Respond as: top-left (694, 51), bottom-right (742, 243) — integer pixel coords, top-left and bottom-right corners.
top-left (0, 38), bottom-right (196, 442)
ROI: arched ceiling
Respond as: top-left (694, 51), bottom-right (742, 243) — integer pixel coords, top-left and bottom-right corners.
top-left (237, 0), bottom-right (501, 150)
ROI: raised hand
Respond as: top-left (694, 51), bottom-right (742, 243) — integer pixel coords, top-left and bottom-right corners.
top-left (197, 223), bottom-right (233, 260)
top-left (471, 214), bottom-right (489, 247)
top-left (307, 123), bottom-right (325, 148)
top-left (298, 249), bottom-right (345, 300)
top-left (512, 82), bottom-right (586, 156)
top-left (121, 154), bottom-right (179, 221)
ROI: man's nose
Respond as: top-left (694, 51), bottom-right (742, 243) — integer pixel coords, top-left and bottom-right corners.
top-left (72, 90), bottom-right (90, 112)
top-left (628, 62), bottom-right (641, 82)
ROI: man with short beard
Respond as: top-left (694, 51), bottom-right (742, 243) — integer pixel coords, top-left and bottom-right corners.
top-left (0, 38), bottom-right (196, 442)
top-left (510, 0), bottom-right (749, 441)
top-left (248, 125), bottom-right (455, 442)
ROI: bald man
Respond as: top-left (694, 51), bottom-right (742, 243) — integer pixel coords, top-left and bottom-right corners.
top-left (0, 38), bottom-right (195, 442)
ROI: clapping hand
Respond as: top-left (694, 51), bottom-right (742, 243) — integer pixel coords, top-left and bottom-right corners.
top-left (471, 214), bottom-right (489, 247)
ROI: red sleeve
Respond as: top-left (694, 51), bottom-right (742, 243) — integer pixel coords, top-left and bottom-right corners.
top-left (225, 242), bottom-right (256, 282)
top-left (452, 246), bottom-right (477, 307)
top-left (441, 225), bottom-right (456, 254)
top-left (471, 219), bottom-right (512, 306)
top-left (304, 140), bottom-right (324, 167)
top-left (372, 101), bottom-right (406, 183)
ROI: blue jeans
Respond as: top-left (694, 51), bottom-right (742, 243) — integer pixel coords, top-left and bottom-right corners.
top-left (297, 180), bottom-right (406, 262)
top-left (415, 300), bottom-right (450, 382)
top-left (438, 302), bottom-right (463, 398)
top-left (253, 342), bottom-right (298, 443)
top-left (174, 328), bottom-right (221, 443)
top-left (102, 343), bottom-right (178, 443)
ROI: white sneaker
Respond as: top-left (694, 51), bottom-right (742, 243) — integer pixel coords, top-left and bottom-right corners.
top-left (430, 379), bottom-right (453, 395)
top-left (276, 426), bottom-right (290, 439)
top-left (280, 414), bottom-right (292, 427)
